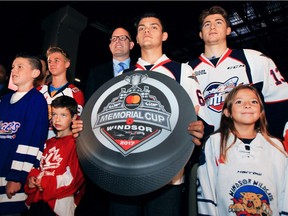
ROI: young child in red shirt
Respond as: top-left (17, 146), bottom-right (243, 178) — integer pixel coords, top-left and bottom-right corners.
top-left (25, 96), bottom-right (85, 216)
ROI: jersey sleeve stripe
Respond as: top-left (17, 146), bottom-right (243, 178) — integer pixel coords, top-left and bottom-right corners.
top-left (16, 144), bottom-right (39, 156)
top-left (11, 161), bottom-right (33, 172)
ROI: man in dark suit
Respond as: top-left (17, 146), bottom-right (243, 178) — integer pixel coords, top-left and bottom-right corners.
top-left (75, 27), bottom-right (135, 216)
top-left (85, 27), bottom-right (135, 101)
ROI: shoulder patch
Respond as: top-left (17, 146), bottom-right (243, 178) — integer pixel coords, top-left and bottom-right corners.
top-left (71, 87), bottom-right (80, 93)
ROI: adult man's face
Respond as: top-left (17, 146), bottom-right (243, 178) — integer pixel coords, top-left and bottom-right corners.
top-left (109, 28), bottom-right (134, 58)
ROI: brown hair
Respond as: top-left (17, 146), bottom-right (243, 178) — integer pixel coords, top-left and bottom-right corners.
top-left (217, 84), bottom-right (287, 161)
top-left (199, 6), bottom-right (230, 30)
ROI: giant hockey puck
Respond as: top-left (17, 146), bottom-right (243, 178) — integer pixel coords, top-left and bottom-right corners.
top-left (77, 70), bottom-right (196, 196)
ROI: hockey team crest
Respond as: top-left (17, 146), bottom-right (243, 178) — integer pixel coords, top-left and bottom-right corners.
top-left (77, 70), bottom-right (196, 196)
top-left (204, 76), bottom-right (239, 113)
top-left (228, 179), bottom-right (273, 215)
top-left (94, 73), bottom-right (173, 156)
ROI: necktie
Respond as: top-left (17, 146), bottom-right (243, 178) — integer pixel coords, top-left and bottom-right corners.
top-left (118, 62), bottom-right (126, 73)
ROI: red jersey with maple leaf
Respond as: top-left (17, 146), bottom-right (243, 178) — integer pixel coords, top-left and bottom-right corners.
top-left (24, 135), bottom-right (85, 215)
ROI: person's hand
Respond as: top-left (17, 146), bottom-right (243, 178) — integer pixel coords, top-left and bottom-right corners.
top-left (28, 176), bottom-right (43, 191)
top-left (6, 181), bottom-right (21, 199)
top-left (72, 119), bottom-right (83, 138)
top-left (36, 182), bottom-right (43, 192)
top-left (188, 120), bottom-right (204, 146)
top-left (188, 105), bottom-right (204, 146)
top-left (28, 176), bottom-right (37, 189)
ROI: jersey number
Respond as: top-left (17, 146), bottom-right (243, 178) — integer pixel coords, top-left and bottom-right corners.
top-left (270, 68), bottom-right (286, 86)
top-left (196, 89), bottom-right (206, 106)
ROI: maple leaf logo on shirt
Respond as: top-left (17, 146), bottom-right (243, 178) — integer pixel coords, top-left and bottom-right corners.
top-left (41, 146), bottom-right (63, 171)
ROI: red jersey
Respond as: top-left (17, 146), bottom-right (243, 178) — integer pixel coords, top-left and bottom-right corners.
top-left (24, 135), bottom-right (85, 215)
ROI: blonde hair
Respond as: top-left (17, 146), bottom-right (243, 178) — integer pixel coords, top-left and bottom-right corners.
top-left (46, 46), bottom-right (70, 62)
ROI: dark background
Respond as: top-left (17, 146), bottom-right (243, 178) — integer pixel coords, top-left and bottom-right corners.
top-left (1, 1), bottom-right (288, 93)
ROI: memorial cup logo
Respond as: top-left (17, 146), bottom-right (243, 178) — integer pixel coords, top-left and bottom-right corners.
top-left (91, 73), bottom-right (179, 156)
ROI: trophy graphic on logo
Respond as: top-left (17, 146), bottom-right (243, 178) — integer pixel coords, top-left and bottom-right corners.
top-left (125, 73), bottom-right (148, 88)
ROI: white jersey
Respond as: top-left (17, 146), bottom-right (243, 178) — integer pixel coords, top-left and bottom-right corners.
top-left (188, 48), bottom-right (288, 139)
top-left (39, 82), bottom-right (84, 139)
top-left (197, 132), bottom-right (288, 215)
top-left (128, 54), bottom-right (213, 127)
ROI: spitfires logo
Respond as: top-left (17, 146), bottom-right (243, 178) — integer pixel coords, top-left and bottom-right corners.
top-left (228, 179), bottom-right (273, 216)
top-left (203, 77), bottom-right (239, 113)
top-left (91, 73), bottom-right (178, 156)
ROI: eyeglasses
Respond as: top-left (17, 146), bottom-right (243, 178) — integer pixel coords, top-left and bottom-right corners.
top-left (110, 35), bottom-right (131, 42)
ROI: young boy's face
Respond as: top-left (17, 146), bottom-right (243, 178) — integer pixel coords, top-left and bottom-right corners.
top-left (11, 57), bottom-right (39, 88)
top-left (47, 52), bottom-right (70, 76)
top-left (51, 107), bottom-right (75, 135)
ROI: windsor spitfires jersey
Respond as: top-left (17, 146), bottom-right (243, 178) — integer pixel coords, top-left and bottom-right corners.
top-left (127, 54), bottom-right (213, 127)
top-left (197, 132), bottom-right (288, 215)
top-left (38, 82), bottom-right (84, 139)
top-left (188, 48), bottom-right (288, 139)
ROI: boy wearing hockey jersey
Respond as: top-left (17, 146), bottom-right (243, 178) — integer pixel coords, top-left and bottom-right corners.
top-left (0, 53), bottom-right (48, 215)
top-left (188, 6), bottom-right (288, 140)
top-left (38, 46), bottom-right (84, 139)
top-left (197, 85), bottom-right (288, 215)
top-left (25, 96), bottom-right (85, 216)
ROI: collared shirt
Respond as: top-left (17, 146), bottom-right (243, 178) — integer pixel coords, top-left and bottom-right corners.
top-left (113, 58), bottom-right (131, 77)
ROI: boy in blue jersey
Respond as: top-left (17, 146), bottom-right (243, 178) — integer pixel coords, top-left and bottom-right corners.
top-left (0, 53), bottom-right (48, 215)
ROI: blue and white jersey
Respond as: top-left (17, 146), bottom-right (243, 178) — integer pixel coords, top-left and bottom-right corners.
top-left (188, 48), bottom-right (288, 139)
top-left (197, 132), bottom-right (288, 215)
top-left (0, 88), bottom-right (48, 214)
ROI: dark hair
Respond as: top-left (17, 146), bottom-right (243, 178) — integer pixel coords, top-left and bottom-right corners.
top-left (51, 96), bottom-right (78, 117)
top-left (199, 6), bottom-right (230, 30)
top-left (46, 46), bottom-right (70, 61)
top-left (0, 64), bottom-right (7, 84)
top-left (15, 53), bottom-right (42, 72)
top-left (38, 54), bottom-right (48, 69)
top-left (34, 54), bottom-right (48, 86)
top-left (0, 64), bottom-right (7, 76)
top-left (134, 12), bottom-right (167, 32)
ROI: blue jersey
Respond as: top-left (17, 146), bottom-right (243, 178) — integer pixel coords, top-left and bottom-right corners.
top-left (0, 88), bottom-right (48, 214)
